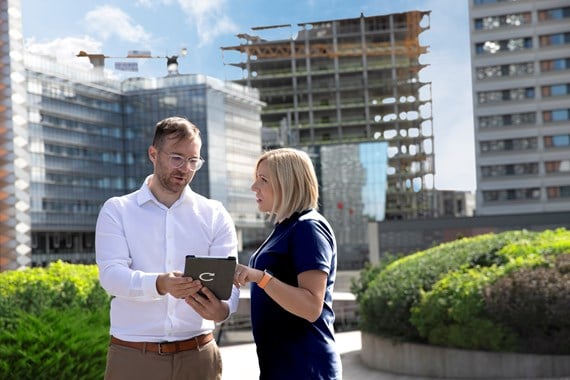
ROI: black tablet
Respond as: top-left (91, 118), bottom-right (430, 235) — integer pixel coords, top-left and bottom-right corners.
top-left (183, 255), bottom-right (236, 300)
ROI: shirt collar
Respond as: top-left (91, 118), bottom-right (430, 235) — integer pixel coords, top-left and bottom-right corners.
top-left (136, 174), bottom-right (195, 208)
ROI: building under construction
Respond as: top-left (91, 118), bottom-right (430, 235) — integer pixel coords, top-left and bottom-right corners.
top-left (222, 11), bottom-right (435, 220)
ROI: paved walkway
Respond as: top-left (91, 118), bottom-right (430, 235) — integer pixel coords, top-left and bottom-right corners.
top-left (220, 331), bottom-right (570, 380)
top-left (220, 330), bottom-right (428, 380)
top-left (219, 272), bottom-right (429, 379)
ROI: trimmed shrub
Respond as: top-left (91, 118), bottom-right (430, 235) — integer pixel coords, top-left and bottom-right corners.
top-left (483, 254), bottom-right (570, 354)
top-left (409, 240), bottom-right (556, 351)
top-left (410, 266), bottom-right (517, 351)
top-left (355, 230), bottom-right (535, 340)
top-left (0, 261), bottom-right (111, 379)
top-left (0, 260), bottom-right (107, 314)
top-left (350, 253), bottom-right (401, 302)
top-left (0, 307), bottom-right (109, 379)
top-left (355, 228), bottom-right (570, 354)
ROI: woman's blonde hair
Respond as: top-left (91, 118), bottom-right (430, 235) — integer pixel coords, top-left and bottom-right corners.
top-left (256, 148), bottom-right (319, 223)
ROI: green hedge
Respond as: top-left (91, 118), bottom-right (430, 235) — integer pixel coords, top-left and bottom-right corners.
top-left (351, 228), bottom-right (570, 354)
top-left (0, 261), bottom-right (110, 379)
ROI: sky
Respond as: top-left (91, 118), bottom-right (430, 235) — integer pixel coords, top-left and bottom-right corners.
top-left (21, 0), bottom-right (475, 192)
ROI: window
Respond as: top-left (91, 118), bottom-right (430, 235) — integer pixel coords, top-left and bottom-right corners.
top-left (545, 160), bottom-right (570, 173)
top-left (547, 186), bottom-right (570, 199)
top-left (542, 84), bottom-right (570, 97)
top-left (476, 62), bottom-right (533, 79)
top-left (479, 112), bottom-right (535, 128)
top-left (540, 58), bottom-right (570, 72)
top-left (474, 12), bottom-right (530, 30)
top-left (476, 37), bottom-right (532, 55)
top-left (480, 137), bottom-right (537, 153)
top-left (544, 135), bottom-right (570, 148)
top-left (474, 0), bottom-right (518, 5)
top-left (540, 33), bottom-right (570, 47)
top-left (482, 188), bottom-right (540, 202)
top-left (478, 87), bottom-right (534, 104)
top-left (543, 109), bottom-right (570, 122)
top-left (481, 163), bottom-right (538, 177)
top-left (538, 7), bottom-right (570, 21)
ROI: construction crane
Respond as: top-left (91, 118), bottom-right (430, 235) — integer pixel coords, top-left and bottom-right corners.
top-left (76, 48), bottom-right (188, 75)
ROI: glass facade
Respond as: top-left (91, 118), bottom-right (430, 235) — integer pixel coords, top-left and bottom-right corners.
top-left (122, 76), bottom-right (264, 240)
top-left (6, 55), bottom-right (265, 268)
top-left (26, 68), bottom-right (124, 266)
top-left (303, 141), bottom-right (388, 269)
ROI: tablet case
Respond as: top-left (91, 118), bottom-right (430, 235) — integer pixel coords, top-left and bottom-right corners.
top-left (183, 255), bottom-right (236, 300)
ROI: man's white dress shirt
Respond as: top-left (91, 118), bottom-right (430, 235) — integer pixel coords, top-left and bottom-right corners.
top-left (96, 175), bottom-right (239, 342)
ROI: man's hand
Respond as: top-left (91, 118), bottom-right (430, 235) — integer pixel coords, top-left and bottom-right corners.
top-left (156, 271), bottom-right (203, 298)
top-left (184, 286), bottom-right (230, 323)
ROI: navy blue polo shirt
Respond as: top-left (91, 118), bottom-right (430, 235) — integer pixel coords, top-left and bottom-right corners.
top-left (248, 209), bottom-right (341, 380)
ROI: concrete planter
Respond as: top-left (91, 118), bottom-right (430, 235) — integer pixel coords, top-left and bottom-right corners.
top-left (361, 332), bottom-right (570, 379)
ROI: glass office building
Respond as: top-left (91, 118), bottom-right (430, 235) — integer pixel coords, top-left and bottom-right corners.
top-left (303, 141), bottom-right (388, 268)
top-left (0, 50), bottom-right (264, 270)
top-left (25, 54), bottom-right (124, 266)
top-left (121, 75), bottom-right (265, 252)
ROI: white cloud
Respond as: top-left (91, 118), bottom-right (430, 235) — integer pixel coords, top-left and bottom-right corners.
top-left (176, 0), bottom-right (239, 45)
top-left (84, 5), bottom-right (152, 45)
top-left (134, 0), bottom-right (155, 7)
top-left (25, 36), bottom-right (102, 69)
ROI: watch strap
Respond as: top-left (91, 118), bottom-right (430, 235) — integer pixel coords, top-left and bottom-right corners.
top-left (258, 270), bottom-right (273, 289)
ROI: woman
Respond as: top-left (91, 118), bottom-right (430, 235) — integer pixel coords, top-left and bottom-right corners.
top-left (234, 148), bottom-right (342, 379)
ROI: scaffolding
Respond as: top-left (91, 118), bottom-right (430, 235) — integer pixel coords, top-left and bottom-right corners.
top-left (222, 11), bottom-right (435, 220)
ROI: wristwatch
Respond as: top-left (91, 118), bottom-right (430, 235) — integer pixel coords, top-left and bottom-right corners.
top-left (257, 269), bottom-right (273, 289)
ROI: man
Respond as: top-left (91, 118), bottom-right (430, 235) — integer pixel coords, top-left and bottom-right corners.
top-left (96, 116), bottom-right (239, 380)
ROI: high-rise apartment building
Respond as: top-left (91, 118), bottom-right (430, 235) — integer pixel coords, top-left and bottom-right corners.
top-left (469, 0), bottom-right (570, 215)
top-left (222, 12), bottom-right (435, 221)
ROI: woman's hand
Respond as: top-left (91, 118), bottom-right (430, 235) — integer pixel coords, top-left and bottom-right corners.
top-left (233, 263), bottom-right (263, 287)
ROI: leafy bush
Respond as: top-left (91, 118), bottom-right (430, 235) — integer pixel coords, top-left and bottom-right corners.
top-left (0, 260), bottom-right (107, 314)
top-left (410, 239), bottom-right (554, 351)
top-left (350, 253), bottom-right (401, 302)
top-left (483, 254), bottom-right (570, 354)
top-left (355, 228), bottom-right (570, 354)
top-left (410, 266), bottom-right (517, 351)
top-left (0, 261), bottom-right (111, 379)
top-left (356, 230), bottom-right (535, 340)
top-left (0, 307), bottom-right (109, 379)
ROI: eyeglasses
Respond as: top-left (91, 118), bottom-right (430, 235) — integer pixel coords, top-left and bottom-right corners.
top-left (161, 152), bottom-right (205, 171)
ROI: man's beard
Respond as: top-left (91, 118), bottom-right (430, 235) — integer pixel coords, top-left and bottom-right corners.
top-left (156, 167), bottom-right (190, 194)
